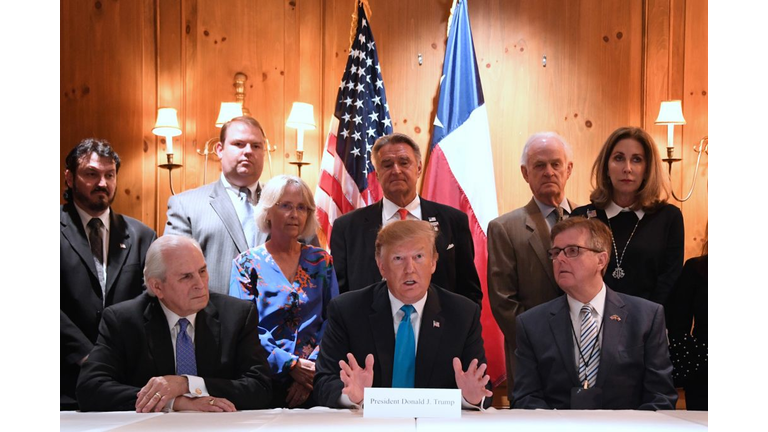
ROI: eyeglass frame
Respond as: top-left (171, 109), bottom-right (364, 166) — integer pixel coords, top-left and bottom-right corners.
top-left (275, 201), bottom-right (310, 214)
top-left (547, 244), bottom-right (604, 260)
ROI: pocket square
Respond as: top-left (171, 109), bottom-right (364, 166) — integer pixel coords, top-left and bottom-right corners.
top-left (446, 243), bottom-right (454, 250)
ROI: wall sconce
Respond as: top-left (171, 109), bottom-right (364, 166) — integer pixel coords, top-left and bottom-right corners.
top-left (286, 102), bottom-right (316, 177)
top-left (655, 100), bottom-right (708, 202)
top-left (153, 107), bottom-right (183, 195)
top-left (196, 102), bottom-right (244, 184)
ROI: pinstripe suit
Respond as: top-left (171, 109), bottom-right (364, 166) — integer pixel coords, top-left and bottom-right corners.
top-left (165, 179), bottom-right (267, 295)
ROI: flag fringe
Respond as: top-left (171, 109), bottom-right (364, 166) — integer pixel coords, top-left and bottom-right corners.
top-left (349, 0), bottom-right (373, 50)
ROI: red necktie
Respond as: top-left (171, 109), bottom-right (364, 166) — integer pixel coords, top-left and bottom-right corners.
top-left (398, 208), bottom-right (409, 220)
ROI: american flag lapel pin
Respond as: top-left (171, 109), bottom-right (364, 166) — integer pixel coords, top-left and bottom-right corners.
top-left (610, 315), bottom-right (621, 322)
top-left (587, 210), bottom-right (597, 218)
top-left (428, 217), bottom-right (439, 232)
top-left (433, 320), bottom-right (440, 328)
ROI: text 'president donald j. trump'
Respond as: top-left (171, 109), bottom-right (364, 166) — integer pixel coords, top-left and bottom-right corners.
top-left (315, 220), bottom-right (493, 409)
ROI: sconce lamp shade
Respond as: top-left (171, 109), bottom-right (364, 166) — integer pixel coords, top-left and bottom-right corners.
top-left (215, 102), bottom-right (244, 127)
top-left (655, 100), bottom-right (686, 125)
top-left (286, 102), bottom-right (316, 130)
top-left (152, 108), bottom-right (182, 137)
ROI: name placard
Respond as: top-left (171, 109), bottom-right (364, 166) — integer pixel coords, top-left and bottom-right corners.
top-left (363, 387), bottom-right (461, 418)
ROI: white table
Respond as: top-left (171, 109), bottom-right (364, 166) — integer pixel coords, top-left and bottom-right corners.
top-left (61, 408), bottom-right (707, 432)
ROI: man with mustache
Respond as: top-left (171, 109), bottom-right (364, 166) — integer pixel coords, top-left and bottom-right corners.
top-left (165, 116), bottom-right (268, 294)
top-left (61, 138), bottom-right (157, 410)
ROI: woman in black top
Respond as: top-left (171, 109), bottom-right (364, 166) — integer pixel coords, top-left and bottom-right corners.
top-left (572, 127), bottom-right (684, 305)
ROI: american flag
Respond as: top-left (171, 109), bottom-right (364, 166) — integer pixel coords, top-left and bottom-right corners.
top-left (315, 1), bottom-right (392, 244)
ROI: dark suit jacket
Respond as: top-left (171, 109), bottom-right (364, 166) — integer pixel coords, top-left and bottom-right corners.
top-left (512, 287), bottom-right (677, 410)
top-left (60, 203), bottom-right (156, 409)
top-left (314, 282), bottom-right (491, 409)
top-left (76, 293), bottom-right (272, 411)
top-left (487, 198), bottom-right (575, 394)
top-left (330, 198), bottom-right (482, 304)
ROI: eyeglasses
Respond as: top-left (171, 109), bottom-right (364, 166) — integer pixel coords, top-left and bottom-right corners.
top-left (275, 202), bottom-right (309, 214)
top-left (547, 245), bottom-right (603, 260)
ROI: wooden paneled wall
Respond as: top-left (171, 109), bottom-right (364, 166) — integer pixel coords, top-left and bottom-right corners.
top-left (61, 0), bottom-right (707, 258)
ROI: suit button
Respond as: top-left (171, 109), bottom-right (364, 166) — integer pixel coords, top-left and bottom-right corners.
top-left (96, 310), bottom-right (102, 318)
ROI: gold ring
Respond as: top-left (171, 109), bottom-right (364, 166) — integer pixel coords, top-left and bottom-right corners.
top-left (154, 392), bottom-right (161, 399)
top-left (209, 398), bottom-right (215, 406)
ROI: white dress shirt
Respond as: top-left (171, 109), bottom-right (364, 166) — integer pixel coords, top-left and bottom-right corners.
top-left (382, 196), bottom-right (422, 225)
top-left (566, 283), bottom-right (607, 368)
top-left (74, 203), bottom-right (110, 300)
top-left (220, 173), bottom-right (268, 246)
top-left (604, 200), bottom-right (645, 221)
top-left (159, 301), bottom-right (209, 410)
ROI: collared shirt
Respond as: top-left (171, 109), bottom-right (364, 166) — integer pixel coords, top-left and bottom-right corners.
top-left (382, 196), bottom-right (421, 225)
top-left (387, 290), bottom-right (428, 347)
top-left (533, 196), bottom-right (572, 231)
top-left (220, 173), bottom-right (268, 246)
top-left (158, 301), bottom-right (208, 409)
top-left (604, 200), bottom-right (645, 221)
top-left (566, 283), bottom-right (607, 367)
top-left (339, 290), bottom-right (483, 410)
top-left (74, 203), bottom-right (111, 294)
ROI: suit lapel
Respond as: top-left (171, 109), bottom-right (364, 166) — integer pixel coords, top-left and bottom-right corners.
top-left (362, 202), bottom-right (384, 277)
top-left (60, 205), bottom-right (102, 296)
top-left (548, 297), bottom-right (581, 387)
top-left (419, 199), bottom-right (449, 252)
top-left (369, 282), bottom-right (395, 387)
top-left (524, 199), bottom-right (557, 287)
top-left (209, 180), bottom-right (249, 254)
top-left (144, 298), bottom-right (176, 375)
top-left (596, 288), bottom-right (625, 388)
top-left (415, 287), bottom-right (442, 388)
top-left (105, 212), bottom-right (131, 296)
top-left (195, 301), bottom-right (221, 375)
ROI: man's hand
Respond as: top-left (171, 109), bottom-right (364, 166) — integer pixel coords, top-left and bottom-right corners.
top-left (285, 381), bottom-right (311, 408)
top-left (289, 358), bottom-right (316, 390)
top-left (173, 396), bottom-right (236, 412)
top-left (453, 358), bottom-right (493, 406)
top-left (339, 353), bottom-right (374, 405)
top-left (135, 375), bottom-right (189, 413)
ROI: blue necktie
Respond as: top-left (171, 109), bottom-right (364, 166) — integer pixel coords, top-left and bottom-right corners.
top-left (176, 318), bottom-right (197, 375)
top-left (238, 187), bottom-right (257, 248)
top-left (392, 305), bottom-right (416, 388)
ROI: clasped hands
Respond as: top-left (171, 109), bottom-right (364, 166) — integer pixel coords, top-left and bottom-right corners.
top-left (338, 353), bottom-right (492, 406)
top-left (287, 358), bottom-right (316, 408)
top-left (135, 375), bottom-right (235, 413)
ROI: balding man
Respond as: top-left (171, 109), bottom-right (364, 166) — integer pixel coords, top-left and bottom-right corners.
top-left (77, 236), bottom-right (272, 412)
top-left (487, 132), bottom-right (577, 397)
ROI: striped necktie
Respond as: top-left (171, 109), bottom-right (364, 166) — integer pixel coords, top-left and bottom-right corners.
top-left (578, 304), bottom-right (600, 388)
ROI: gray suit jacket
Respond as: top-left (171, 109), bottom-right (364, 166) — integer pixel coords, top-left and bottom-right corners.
top-left (165, 180), bottom-right (266, 294)
top-left (487, 198), bottom-right (575, 394)
top-left (512, 287), bottom-right (677, 410)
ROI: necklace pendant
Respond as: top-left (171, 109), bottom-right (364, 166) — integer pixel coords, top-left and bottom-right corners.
top-left (612, 266), bottom-right (625, 279)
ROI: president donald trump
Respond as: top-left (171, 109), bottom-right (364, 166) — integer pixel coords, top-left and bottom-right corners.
top-left (315, 220), bottom-right (492, 409)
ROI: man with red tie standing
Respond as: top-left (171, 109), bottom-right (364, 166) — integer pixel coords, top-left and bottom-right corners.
top-left (330, 133), bottom-right (481, 304)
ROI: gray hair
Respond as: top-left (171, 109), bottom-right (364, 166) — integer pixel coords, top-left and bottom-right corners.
top-left (143, 236), bottom-right (204, 295)
top-left (371, 133), bottom-right (422, 171)
top-left (254, 174), bottom-right (318, 240)
top-left (520, 132), bottom-right (573, 166)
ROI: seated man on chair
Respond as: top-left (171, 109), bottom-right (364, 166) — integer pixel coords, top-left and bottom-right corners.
top-left (77, 235), bottom-right (272, 412)
top-left (315, 220), bottom-right (492, 409)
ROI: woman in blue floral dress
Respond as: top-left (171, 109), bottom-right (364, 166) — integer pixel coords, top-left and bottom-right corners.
top-left (230, 175), bottom-right (339, 408)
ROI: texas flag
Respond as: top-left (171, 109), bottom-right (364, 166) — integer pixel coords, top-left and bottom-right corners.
top-left (421, 0), bottom-right (503, 385)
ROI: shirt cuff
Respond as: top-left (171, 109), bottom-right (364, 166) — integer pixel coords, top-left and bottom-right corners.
top-left (184, 375), bottom-right (209, 398)
top-left (338, 393), bottom-right (362, 409)
top-left (461, 395), bottom-right (486, 411)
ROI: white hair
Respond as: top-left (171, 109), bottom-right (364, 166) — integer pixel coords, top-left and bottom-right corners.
top-left (254, 174), bottom-right (318, 240)
top-left (143, 236), bottom-right (203, 296)
top-left (520, 132), bottom-right (573, 166)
